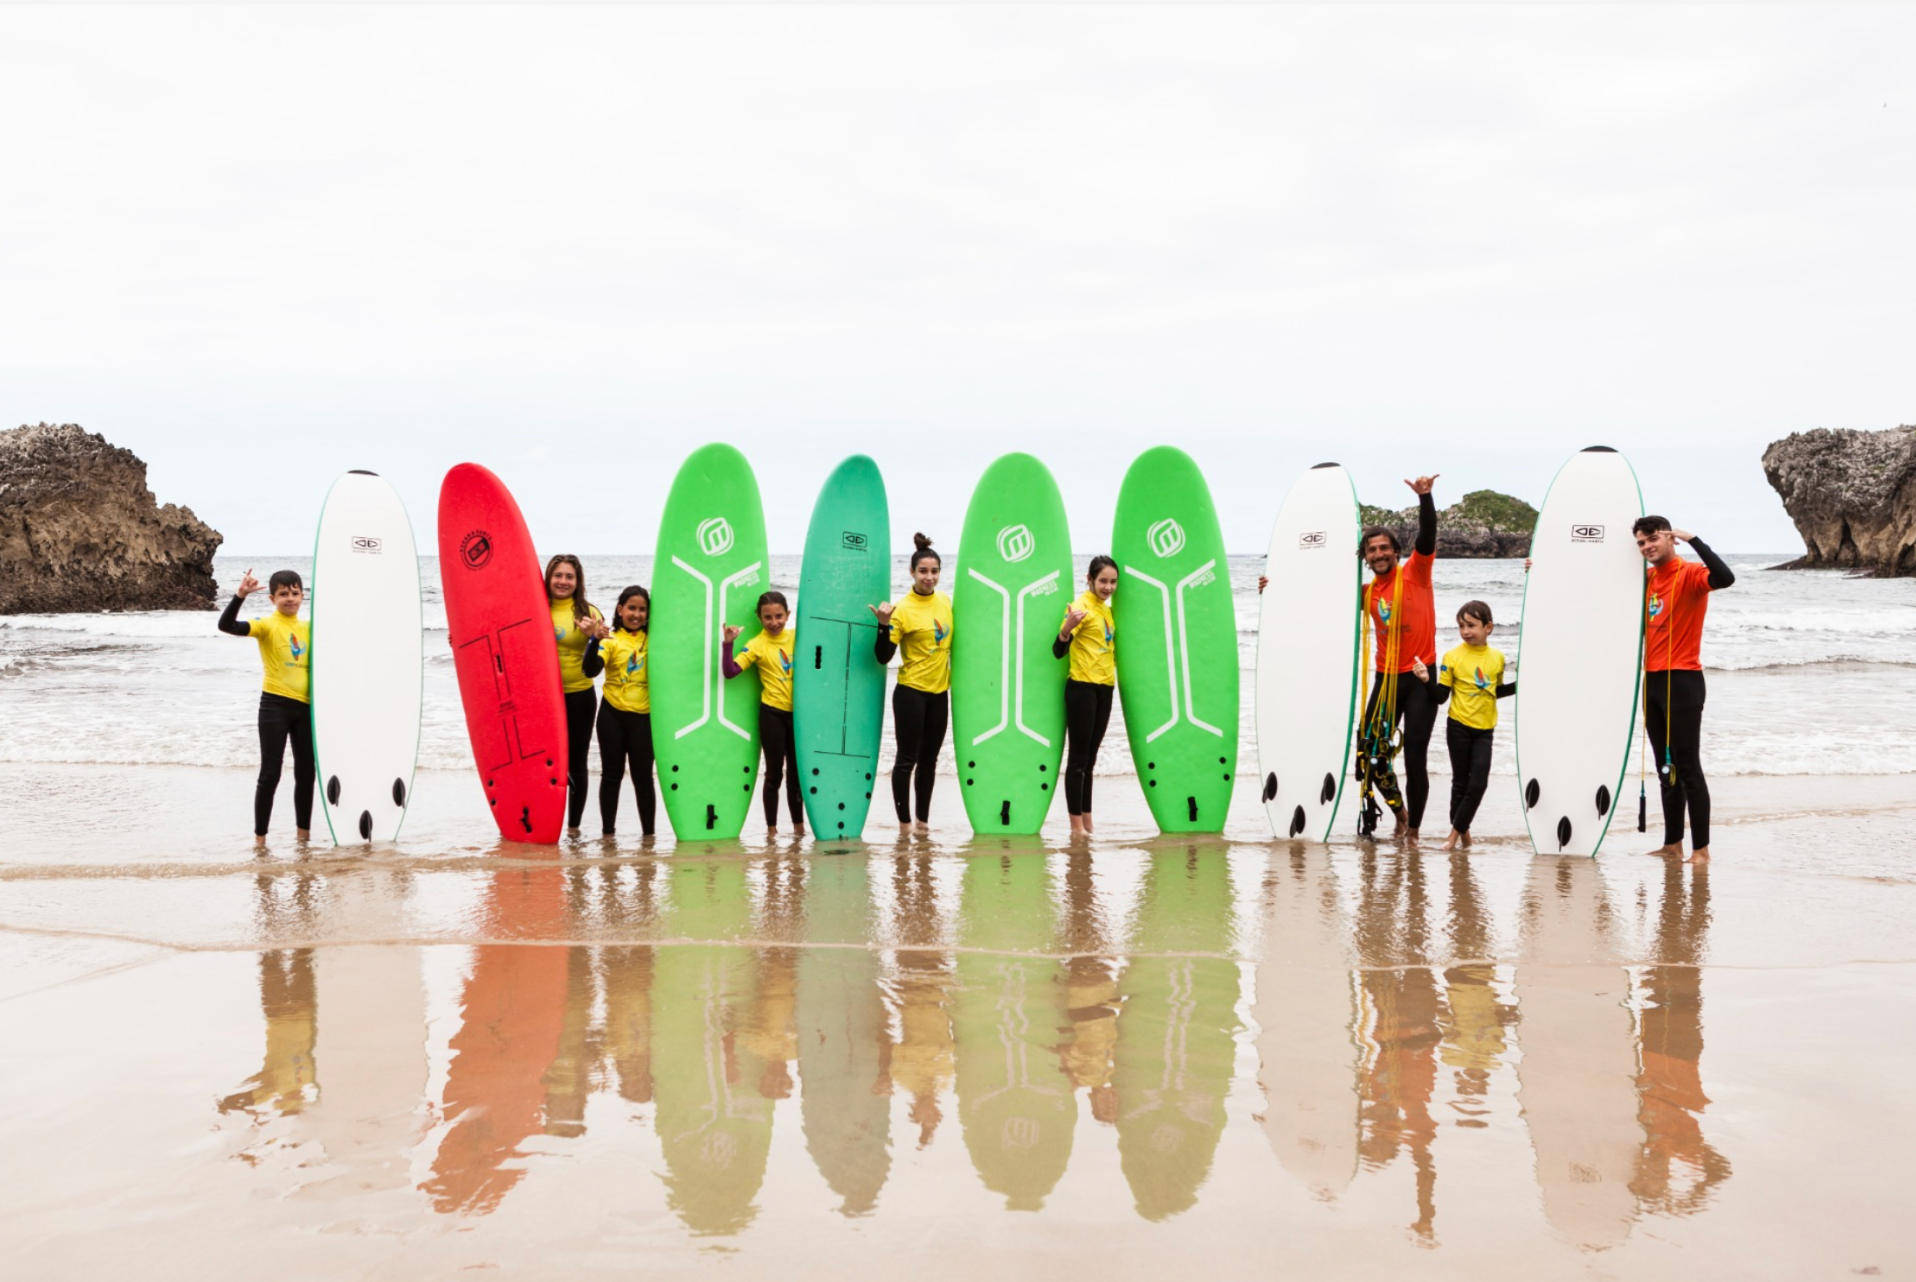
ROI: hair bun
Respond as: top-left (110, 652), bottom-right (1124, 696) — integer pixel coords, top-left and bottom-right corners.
top-left (912, 532), bottom-right (933, 551)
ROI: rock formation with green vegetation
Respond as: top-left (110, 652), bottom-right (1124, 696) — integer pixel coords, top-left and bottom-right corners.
top-left (1358, 489), bottom-right (1538, 558)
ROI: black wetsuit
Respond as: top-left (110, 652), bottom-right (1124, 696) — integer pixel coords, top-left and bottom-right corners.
top-left (1643, 537), bottom-right (1734, 850)
top-left (1431, 677), bottom-right (1516, 835)
top-left (584, 639), bottom-right (655, 836)
top-left (220, 594), bottom-right (314, 836)
top-left (876, 626), bottom-right (947, 823)
top-left (1359, 495), bottom-right (1439, 830)
top-left (1052, 631), bottom-right (1115, 817)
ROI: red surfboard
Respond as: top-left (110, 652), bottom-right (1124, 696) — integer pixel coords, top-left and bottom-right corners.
top-left (437, 463), bottom-right (566, 844)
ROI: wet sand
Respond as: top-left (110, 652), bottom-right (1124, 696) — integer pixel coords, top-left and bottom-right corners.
top-left (3, 763), bottom-right (1913, 1279)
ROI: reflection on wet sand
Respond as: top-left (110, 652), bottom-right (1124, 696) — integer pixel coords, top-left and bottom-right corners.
top-left (1114, 846), bottom-right (1239, 1221)
top-left (196, 840), bottom-right (1732, 1245)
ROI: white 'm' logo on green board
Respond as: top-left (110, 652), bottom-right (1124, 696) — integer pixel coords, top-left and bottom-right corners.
top-left (697, 517), bottom-right (734, 557)
top-left (996, 524), bottom-right (1034, 563)
top-left (1148, 518), bottom-right (1185, 559)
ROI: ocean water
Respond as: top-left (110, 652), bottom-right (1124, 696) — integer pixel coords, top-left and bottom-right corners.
top-left (2, 553), bottom-right (1912, 780)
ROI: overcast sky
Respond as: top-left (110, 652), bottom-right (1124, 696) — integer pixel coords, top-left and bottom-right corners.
top-left (3, 6), bottom-right (1911, 556)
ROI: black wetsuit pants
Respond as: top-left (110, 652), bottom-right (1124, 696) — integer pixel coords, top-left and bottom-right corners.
top-left (595, 705), bottom-right (655, 836)
top-left (1360, 671), bottom-right (1439, 830)
top-left (1645, 669), bottom-right (1709, 849)
top-left (1445, 720), bottom-right (1495, 835)
top-left (255, 692), bottom-right (315, 836)
top-left (759, 705), bottom-right (803, 828)
top-left (891, 685), bottom-right (949, 823)
top-left (1064, 679), bottom-right (1115, 817)
top-left (564, 689), bottom-right (597, 831)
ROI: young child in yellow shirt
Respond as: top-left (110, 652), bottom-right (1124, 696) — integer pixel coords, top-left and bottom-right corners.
top-left (724, 590), bottom-right (802, 837)
top-left (217, 568), bottom-right (313, 844)
top-left (1413, 599), bottom-right (1516, 851)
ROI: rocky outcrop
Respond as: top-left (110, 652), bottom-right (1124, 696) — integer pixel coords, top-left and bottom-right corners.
top-left (1359, 489), bottom-right (1538, 558)
top-left (0, 423), bottom-right (222, 613)
top-left (1763, 425), bottom-right (1916, 577)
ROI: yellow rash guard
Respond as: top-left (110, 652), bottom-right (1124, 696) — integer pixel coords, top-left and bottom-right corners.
top-left (1437, 643), bottom-right (1509, 731)
top-left (888, 590), bottom-right (953, 694)
top-left (736, 628), bottom-right (797, 712)
top-left (249, 612), bottom-right (311, 702)
top-left (1061, 589), bottom-right (1116, 686)
top-left (551, 599), bottom-right (605, 694)
top-left (600, 629), bottom-right (650, 714)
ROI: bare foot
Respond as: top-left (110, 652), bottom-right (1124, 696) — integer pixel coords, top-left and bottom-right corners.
top-left (1068, 816), bottom-right (1085, 837)
top-left (296, 829), bottom-right (311, 843)
top-left (1405, 827), bottom-right (1420, 847)
top-left (1686, 845), bottom-right (1710, 864)
top-left (792, 824), bottom-right (805, 837)
top-left (766, 826), bottom-right (778, 840)
top-left (253, 834), bottom-right (267, 849)
top-left (1083, 814), bottom-right (1095, 834)
top-left (1461, 830), bottom-right (1472, 849)
top-left (1645, 842), bottom-right (1683, 858)
top-left (1442, 830), bottom-right (1459, 851)
top-left (566, 827), bottom-right (581, 839)
top-left (913, 820), bottom-right (930, 836)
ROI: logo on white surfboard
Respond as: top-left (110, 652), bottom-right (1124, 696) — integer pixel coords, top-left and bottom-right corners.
top-left (997, 524), bottom-right (1034, 563)
top-left (697, 517), bottom-right (735, 558)
top-left (1298, 530), bottom-right (1327, 550)
top-left (1571, 524), bottom-right (1605, 543)
top-left (351, 536), bottom-right (383, 554)
top-left (1148, 518), bottom-right (1185, 559)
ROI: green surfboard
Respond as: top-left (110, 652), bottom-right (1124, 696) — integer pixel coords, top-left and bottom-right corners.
top-left (1112, 446), bottom-right (1239, 832)
top-left (651, 444), bottom-right (770, 841)
top-left (950, 453), bottom-right (1074, 834)
top-left (793, 455), bottom-right (890, 842)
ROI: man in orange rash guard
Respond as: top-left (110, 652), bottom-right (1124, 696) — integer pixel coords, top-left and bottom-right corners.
top-left (1637, 514), bottom-right (1735, 863)
top-left (1357, 475), bottom-right (1441, 842)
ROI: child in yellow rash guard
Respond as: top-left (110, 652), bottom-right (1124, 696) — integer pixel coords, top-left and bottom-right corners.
top-left (1052, 557), bottom-right (1119, 834)
top-left (724, 591), bottom-right (803, 835)
top-left (1412, 599), bottom-right (1517, 851)
top-left (545, 554), bottom-right (606, 837)
top-left (583, 585), bottom-right (654, 837)
top-left (217, 568), bottom-right (314, 842)
top-left (870, 533), bottom-right (952, 831)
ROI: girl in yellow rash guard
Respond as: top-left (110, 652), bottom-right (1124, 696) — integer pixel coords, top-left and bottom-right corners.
top-left (1052, 556), bottom-right (1118, 837)
top-left (869, 533), bottom-right (953, 835)
top-left (722, 590), bottom-right (803, 837)
top-left (546, 554), bottom-right (607, 838)
top-left (582, 585), bottom-right (654, 838)
top-left (217, 567), bottom-right (313, 844)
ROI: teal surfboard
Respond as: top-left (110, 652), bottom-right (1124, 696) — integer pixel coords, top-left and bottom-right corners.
top-left (793, 455), bottom-right (890, 842)
top-left (651, 444), bottom-right (770, 841)
top-left (1112, 447), bottom-right (1239, 833)
top-left (950, 453), bottom-right (1073, 834)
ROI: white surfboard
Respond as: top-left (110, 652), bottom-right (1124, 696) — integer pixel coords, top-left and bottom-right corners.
top-left (1513, 446), bottom-right (1645, 856)
top-left (312, 470), bottom-right (423, 844)
top-left (1255, 463), bottom-right (1362, 840)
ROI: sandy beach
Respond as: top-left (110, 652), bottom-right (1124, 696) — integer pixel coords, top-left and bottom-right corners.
top-left (3, 756), bottom-right (1913, 1279)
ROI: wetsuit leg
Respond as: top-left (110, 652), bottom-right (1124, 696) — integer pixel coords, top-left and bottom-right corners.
top-left (287, 698), bottom-right (314, 831)
top-left (914, 692), bottom-right (949, 823)
top-left (1647, 671), bottom-right (1709, 848)
top-left (760, 705), bottom-right (797, 827)
top-left (891, 684), bottom-right (926, 823)
top-left (1086, 683), bottom-right (1113, 814)
top-left (564, 689), bottom-right (597, 830)
top-left (781, 712), bottom-right (802, 826)
top-left (1064, 680), bottom-right (1096, 816)
top-left (1398, 672), bottom-right (1438, 830)
top-left (597, 701), bottom-right (627, 834)
top-left (630, 712), bottom-right (657, 836)
top-left (1447, 721), bottom-right (1494, 834)
top-left (254, 693), bottom-right (293, 836)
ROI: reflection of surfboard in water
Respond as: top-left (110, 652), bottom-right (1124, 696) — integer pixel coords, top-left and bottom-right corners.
top-left (796, 856), bottom-right (892, 1215)
top-left (794, 456), bottom-right (889, 841)
top-left (1113, 448), bottom-right (1238, 832)
top-left (1514, 856), bottom-right (1642, 1248)
top-left (652, 445), bottom-right (770, 841)
top-left (1252, 844), bottom-right (1361, 1201)
top-left (1255, 464), bottom-right (1362, 841)
top-left (953, 846), bottom-right (1074, 1210)
top-left (1114, 845), bottom-right (1239, 1221)
top-left (951, 454), bottom-right (1073, 834)
top-left (438, 464), bottom-right (567, 844)
top-left (312, 470), bottom-right (422, 845)
top-left (425, 866), bottom-right (569, 1214)
top-left (1514, 447), bottom-right (1646, 855)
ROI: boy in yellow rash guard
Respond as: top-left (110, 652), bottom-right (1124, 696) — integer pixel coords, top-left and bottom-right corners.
top-left (545, 554), bottom-right (607, 837)
top-left (870, 533), bottom-right (953, 833)
top-left (583, 585), bottom-right (655, 838)
top-left (217, 568), bottom-right (313, 843)
top-left (1051, 556), bottom-right (1119, 836)
top-left (1412, 599), bottom-right (1516, 851)
top-left (724, 591), bottom-right (803, 835)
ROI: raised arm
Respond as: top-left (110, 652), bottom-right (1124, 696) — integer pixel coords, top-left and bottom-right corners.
top-left (1682, 533), bottom-right (1736, 590)
top-left (218, 568), bottom-right (257, 637)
